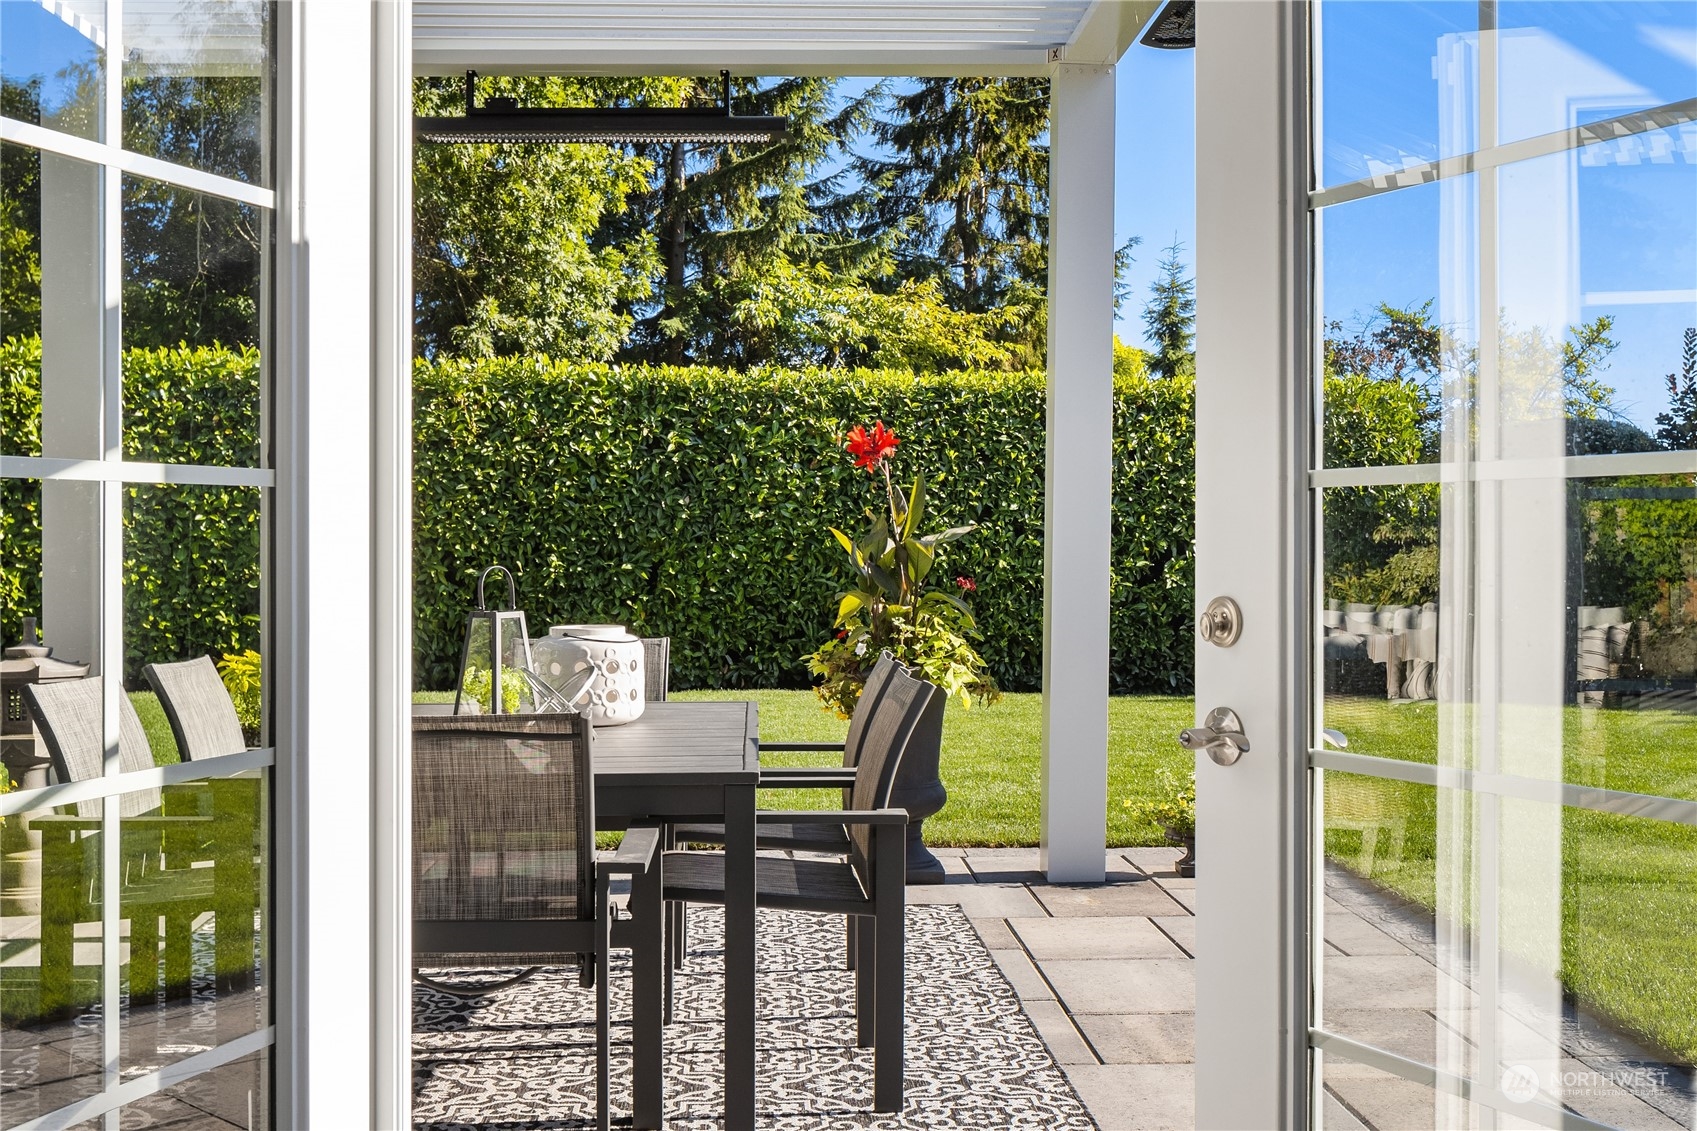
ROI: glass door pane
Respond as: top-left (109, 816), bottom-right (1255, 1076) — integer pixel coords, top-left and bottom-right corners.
top-left (1313, 3), bottom-right (1697, 1128)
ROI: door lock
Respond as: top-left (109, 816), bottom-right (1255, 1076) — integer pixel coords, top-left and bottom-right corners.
top-left (1178, 707), bottom-right (1250, 766)
top-left (1198, 596), bottom-right (1242, 647)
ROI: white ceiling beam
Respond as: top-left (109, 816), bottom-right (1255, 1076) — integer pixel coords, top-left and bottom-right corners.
top-left (1057, 0), bottom-right (1162, 65)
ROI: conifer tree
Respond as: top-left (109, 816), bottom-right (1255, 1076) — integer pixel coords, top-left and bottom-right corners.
top-left (1656, 327), bottom-right (1697, 451)
top-left (1142, 241), bottom-right (1195, 378)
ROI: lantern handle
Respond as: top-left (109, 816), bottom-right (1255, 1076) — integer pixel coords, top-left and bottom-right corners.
top-left (475, 564), bottom-right (519, 611)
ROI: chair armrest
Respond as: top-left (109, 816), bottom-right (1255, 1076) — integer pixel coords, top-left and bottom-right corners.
top-left (759, 741), bottom-right (846, 752)
top-left (757, 808), bottom-right (908, 826)
top-left (757, 767), bottom-right (857, 789)
top-left (601, 825), bottom-right (660, 875)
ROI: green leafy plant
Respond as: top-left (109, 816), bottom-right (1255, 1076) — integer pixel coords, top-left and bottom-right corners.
top-left (217, 648), bottom-right (263, 744)
top-left (1126, 765), bottom-right (1195, 839)
top-left (806, 421), bottom-right (999, 716)
top-left (458, 665), bottom-right (524, 714)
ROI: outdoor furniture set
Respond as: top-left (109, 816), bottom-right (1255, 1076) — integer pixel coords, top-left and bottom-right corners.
top-left (412, 640), bottom-right (927, 1127)
top-left (19, 656), bottom-right (263, 1018)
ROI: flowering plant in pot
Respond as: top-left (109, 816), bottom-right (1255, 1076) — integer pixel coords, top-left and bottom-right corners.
top-left (1127, 766), bottom-right (1196, 878)
top-left (805, 420), bottom-right (999, 719)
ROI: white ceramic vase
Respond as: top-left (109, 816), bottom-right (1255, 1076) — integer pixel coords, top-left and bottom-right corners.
top-left (530, 624), bottom-right (646, 725)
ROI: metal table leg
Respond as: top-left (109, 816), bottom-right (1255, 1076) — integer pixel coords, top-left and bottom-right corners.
top-left (723, 782), bottom-right (757, 1128)
top-left (631, 847), bottom-right (665, 1129)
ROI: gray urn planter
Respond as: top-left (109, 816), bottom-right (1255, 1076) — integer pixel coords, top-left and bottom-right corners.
top-left (887, 685), bottom-right (949, 884)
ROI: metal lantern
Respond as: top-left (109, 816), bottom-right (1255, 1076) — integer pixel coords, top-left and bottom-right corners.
top-left (453, 566), bottom-right (536, 716)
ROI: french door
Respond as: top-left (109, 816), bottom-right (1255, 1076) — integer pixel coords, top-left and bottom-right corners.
top-left (1197, 3), bottom-right (1697, 1128)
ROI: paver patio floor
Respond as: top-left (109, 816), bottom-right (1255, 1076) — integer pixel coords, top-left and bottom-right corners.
top-left (915, 847), bottom-right (1694, 1131)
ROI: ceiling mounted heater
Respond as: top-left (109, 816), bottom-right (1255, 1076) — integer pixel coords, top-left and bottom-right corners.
top-left (415, 69), bottom-right (789, 145)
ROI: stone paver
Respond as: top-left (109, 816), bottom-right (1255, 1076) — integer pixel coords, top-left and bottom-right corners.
top-left (1009, 915), bottom-right (1185, 961)
top-left (1032, 880), bottom-right (1189, 918)
top-left (1075, 1013), bottom-right (1194, 1064)
top-left (1041, 958), bottom-right (1196, 1014)
top-left (1022, 999), bottom-right (1099, 1065)
top-left (988, 947), bottom-right (1054, 1001)
top-left (1064, 1063), bottom-right (1195, 1131)
top-left (1149, 915), bottom-right (1195, 957)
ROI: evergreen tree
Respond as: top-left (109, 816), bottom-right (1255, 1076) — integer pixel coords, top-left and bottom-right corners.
top-left (1656, 327), bottom-right (1697, 451)
top-left (855, 78), bottom-right (1049, 364)
top-left (1141, 242), bottom-right (1194, 378)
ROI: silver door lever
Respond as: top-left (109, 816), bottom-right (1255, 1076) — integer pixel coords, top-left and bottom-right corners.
top-left (1178, 707), bottom-right (1250, 765)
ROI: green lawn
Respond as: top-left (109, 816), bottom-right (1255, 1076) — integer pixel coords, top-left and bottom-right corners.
top-left (1325, 695), bottom-right (1697, 1067)
top-left (671, 689), bottom-right (1195, 847)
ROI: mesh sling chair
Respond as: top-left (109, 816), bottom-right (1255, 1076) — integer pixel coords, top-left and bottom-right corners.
top-left (22, 678), bottom-right (245, 1013)
top-left (660, 662), bottom-right (940, 1113)
top-left (639, 636), bottom-right (670, 703)
top-left (412, 713), bottom-right (659, 1131)
top-left (665, 652), bottom-right (905, 979)
top-left (142, 655), bottom-right (247, 761)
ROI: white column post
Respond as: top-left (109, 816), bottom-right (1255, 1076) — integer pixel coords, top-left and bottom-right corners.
top-left (1041, 62), bottom-right (1115, 883)
top-left (272, 2), bottom-right (379, 1123)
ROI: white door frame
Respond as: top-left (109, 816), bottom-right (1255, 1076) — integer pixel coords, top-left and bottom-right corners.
top-left (1192, 3), bottom-right (1313, 1127)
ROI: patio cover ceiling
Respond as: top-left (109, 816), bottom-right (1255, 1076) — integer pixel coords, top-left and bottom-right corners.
top-left (413, 0), bottom-right (1158, 76)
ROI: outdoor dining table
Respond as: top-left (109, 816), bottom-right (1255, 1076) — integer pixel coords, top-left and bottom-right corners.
top-left (411, 698), bottom-right (759, 1128)
top-left (588, 700), bottom-right (760, 1130)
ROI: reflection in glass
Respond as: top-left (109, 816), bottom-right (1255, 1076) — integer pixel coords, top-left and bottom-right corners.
top-left (1318, 1056), bottom-right (1497, 1131)
top-left (0, 2), bottom-right (105, 142)
top-left (120, 771), bottom-right (268, 1078)
top-left (122, 0), bottom-right (272, 187)
top-left (122, 484), bottom-right (261, 694)
top-left (1317, 0), bottom-right (1477, 187)
top-left (1496, 130), bottom-right (1697, 456)
top-left (1495, 3), bottom-right (1697, 149)
top-left (1319, 486), bottom-right (1441, 767)
top-left (118, 1047), bottom-right (269, 1128)
top-left (1319, 774), bottom-right (1697, 1128)
top-left (1319, 178), bottom-right (1474, 470)
top-left (0, 788), bottom-right (105, 1121)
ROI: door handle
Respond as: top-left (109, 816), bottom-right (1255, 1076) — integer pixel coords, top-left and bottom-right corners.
top-left (1178, 707), bottom-right (1250, 766)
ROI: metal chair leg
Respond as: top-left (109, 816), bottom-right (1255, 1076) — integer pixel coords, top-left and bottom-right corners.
top-left (873, 822), bottom-right (906, 1113)
top-left (855, 915), bottom-right (875, 1048)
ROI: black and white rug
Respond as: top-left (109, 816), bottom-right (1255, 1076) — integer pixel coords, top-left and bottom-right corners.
top-left (413, 904), bottom-right (1099, 1129)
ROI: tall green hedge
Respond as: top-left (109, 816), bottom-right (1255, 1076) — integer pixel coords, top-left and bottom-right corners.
top-left (1, 338), bottom-right (261, 681)
top-left (2, 338), bottom-right (1197, 692)
top-left (414, 358), bottom-right (1196, 693)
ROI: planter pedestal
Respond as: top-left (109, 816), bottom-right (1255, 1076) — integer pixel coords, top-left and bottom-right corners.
top-left (887, 689), bottom-right (948, 885)
top-left (1173, 832), bottom-right (1196, 878)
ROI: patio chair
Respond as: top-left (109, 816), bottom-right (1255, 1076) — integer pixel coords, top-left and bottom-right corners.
top-left (412, 712), bottom-right (659, 1131)
top-left (664, 652), bottom-right (905, 978)
top-left (142, 655), bottom-right (248, 761)
top-left (660, 662), bottom-right (938, 1113)
top-left (640, 636), bottom-right (670, 702)
top-left (23, 678), bottom-right (238, 1013)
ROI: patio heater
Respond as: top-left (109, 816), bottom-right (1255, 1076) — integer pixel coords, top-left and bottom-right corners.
top-left (453, 565), bottom-right (536, 716)
top-left (415, 70), bottom-right (788, 146)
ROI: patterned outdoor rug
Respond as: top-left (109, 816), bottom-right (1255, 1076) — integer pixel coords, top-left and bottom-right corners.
top-left (413, 903), bottom-right (1099, 1129)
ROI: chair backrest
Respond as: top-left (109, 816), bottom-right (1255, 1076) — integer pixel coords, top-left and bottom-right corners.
top-left (640, 636), bottom-right (670, 702)
top-left (412, 712), bottom-right (596, 965)
top-left (840, 652), bottom-right (903, 771)
top-left (24, 677), bottom-right (160, 818)
top-left (845, 665), bottom-right (942, 876)
top-left (143, 656), bottom-right (247, 761)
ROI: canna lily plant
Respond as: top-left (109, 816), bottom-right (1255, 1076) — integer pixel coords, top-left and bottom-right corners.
top-left (806, 420), bottom-right (999, 717)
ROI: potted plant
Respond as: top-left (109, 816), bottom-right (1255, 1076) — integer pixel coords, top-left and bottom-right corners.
top-left (805, 420), bottom-right (998, 883)
top-left (1128, 766), bottom-right (1196, 878)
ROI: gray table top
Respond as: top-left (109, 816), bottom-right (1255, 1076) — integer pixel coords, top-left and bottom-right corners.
top-left (589, 700), bottom-right (760, 786)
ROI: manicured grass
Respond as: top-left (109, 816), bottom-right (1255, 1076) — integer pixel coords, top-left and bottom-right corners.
top-left (1325, 695), bottom-right (1697, 1067)
top-left (129, 691), bottom-right (181, 764)
top-left (672, 689), bottom-right (1195, 847)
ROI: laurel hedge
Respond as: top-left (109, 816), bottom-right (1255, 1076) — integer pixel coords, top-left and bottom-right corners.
top-left (1, 339), bottom-right (263, 683)
top-left (413, 357), bottom-right (1195, 693)
top-left (1, 338), bottom-right (1196, 692)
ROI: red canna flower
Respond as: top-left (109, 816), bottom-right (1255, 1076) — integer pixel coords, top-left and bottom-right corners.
top-left (844, 420), bottom-right (900, 473)
top-left (955, 576), bottom-right (977, 592)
